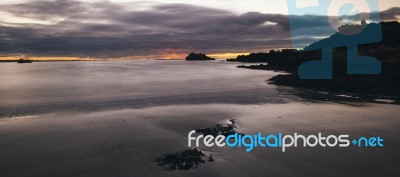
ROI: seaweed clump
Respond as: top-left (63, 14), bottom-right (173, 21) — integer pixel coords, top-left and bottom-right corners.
top-left (157, 148), bottom-right (209, 171)
top-left (195, 119), bottom-right (240, 136)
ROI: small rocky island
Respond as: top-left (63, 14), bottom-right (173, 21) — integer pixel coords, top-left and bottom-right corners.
top-left (186, 52), bottom-right (215, 61)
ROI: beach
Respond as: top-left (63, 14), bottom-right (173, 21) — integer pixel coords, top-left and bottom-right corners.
top-left (0, 60), bottom-right (399, 177)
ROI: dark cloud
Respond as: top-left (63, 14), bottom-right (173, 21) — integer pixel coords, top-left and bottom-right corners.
top-left (0, 0), bottom-right (398, 58)
top-left (0, 0), bottom-right (85, 20)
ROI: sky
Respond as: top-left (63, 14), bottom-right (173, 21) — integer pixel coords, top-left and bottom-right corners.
top-left (0, 0), bottom-right (399, 60)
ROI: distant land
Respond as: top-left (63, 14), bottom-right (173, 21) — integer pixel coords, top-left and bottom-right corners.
top-left (233, 21), bottom-right (400, 98)
top-left (0, 60), bottom-right (91, 62)
top-left (186, 52), bottom-right (216, 61)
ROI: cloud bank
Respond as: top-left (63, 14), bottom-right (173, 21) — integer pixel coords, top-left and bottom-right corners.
top-left (0, 0), bottom-right (398, 58)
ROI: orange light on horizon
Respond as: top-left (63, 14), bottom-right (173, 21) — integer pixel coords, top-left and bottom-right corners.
top-left (0, 52), bottom-right (256, 61)
top-left (161, 53), bottom-right (186, 60)
top-left (208, 52), bottom-right (251, 59)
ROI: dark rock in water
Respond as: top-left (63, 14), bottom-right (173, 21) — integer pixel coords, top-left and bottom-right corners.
top-left (195, 119), bottom-right (241, 137)
top-left (157, 148), bottom-right (208, 171)
top-left (186, 52), bottom-right (215, 61)
top-left (208, 154), bottom-right (214, 162)
top-left (157, 119), bottom-right (239, 171)
top-left (156, 120), bottom-right (237, 171)
top-left (17, 58), bottom-right (32, 63)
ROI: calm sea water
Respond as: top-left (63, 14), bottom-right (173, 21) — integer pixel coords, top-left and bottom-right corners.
top-left (0, 60), bottom-right (298, 117)
top-left (1, 60), bottom-right (399, 177)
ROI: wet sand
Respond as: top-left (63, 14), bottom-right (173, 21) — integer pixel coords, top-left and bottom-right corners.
top-left (0, 103), bottom-right (399, 177)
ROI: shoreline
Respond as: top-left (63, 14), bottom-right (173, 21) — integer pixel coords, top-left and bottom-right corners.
top-left (236, 64), bottom-right (400, 103)
top-left (1, 103), bottom-right (399, 176)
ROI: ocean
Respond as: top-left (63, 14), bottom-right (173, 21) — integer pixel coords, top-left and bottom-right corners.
top-left (0, 60), bottom-right (399, 177)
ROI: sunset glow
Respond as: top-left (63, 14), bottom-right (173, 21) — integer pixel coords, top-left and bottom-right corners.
top-left (0, 0), bottom-right (398, 60)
